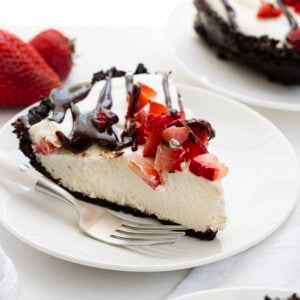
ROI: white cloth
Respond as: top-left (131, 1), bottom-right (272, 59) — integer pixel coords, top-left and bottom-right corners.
top-left (0, 247), bottom-right (18, 300)
top-left (168, 201), bottom-right (300, 299)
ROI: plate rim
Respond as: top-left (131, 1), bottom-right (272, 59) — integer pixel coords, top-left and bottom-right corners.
top-left (0, 84), bottom-right (299, 272)
top-left (165, 0), bottom-right (300, 112)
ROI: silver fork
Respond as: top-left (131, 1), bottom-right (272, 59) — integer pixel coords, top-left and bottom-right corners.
top-left (0, 151), bottom-right (186, 246)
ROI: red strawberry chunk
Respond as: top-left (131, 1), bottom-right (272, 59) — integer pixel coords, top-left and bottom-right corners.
top-left (35, 137), bottom-right (57, 155)
top-left (162, 126), bottom-right (189, 145)
top-left (138, 82), bottom-right (157, 98)
top-left (149, 101), bottom-right (169, 114)
top-left (182, 136), bottom-right (207, 160)
top-left (96, 108), bottom-right (118, 131)
top-left (135, 121), bottom-right (146, 145)
top-left (294, 3), bottom-right (300, 12)
top-left (146, 113), bottom-right (171, 133)
top-left (128, 153), bottom-right (161, 189)
top-left (288, 28), bottom-right (300, 50)
top-left (143, 132), bottom-right (163, 157)
top-left (154, 144), bottom-right (186, 172)
top-left (257, 3), bottom-right (283, 18)
top-left (189, 153), bottom-right (228, 181)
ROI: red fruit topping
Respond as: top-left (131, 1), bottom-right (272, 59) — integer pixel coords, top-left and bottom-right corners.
top-left (128, 153), bottom-right (161, 189)
top-left (189, 153), bottom-right (228, 181)
top-left (29, 29), bottom-right (74, 81)
top-left (257, 3), bottom-right (283, 18)
top-left (138, 82), bottom-right (157, 98)
top-left (294, 3), bottom-right (300, 12)
top-left (126, 82), bottom-right (157, 118)
top-left (35, 137), bottom-right (57, 155)
top-left (0, 29), bottom-right (61, 107)
top-left (288, 28), bottom-right (300, 50)
top-left (162, 126), bottom-right (189, 145)
top-left (283, 0), bottom-right (300, 13)
top-left (135, 121), bottom-right (146, 144)
top-left (149, 101), bottom-right (169, 115)
top-left (182, 137), bottom-right (208, 160)
top-left (96, 108), bottom-right (118, 131)
top-left (143, 132), bottom-right (163, 157)
top-left (154, 144), bottom-right (186, 172)
top-left (146, 113), bottom-right (172, 133)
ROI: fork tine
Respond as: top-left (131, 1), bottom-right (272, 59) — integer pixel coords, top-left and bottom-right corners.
top-left (122, 222), bottom-right (188, 231)
top-left (112, 231), bottom-right (184, 241)
top-left (116, 228), bottom-right (185, 237)
top-left (109, 234), bottom-right (178, 245)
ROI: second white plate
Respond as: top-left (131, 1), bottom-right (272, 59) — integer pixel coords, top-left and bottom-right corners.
top-left (165, 0), bottom-right (300, 111)
top-left (0, 85), bottom-right (298, 272)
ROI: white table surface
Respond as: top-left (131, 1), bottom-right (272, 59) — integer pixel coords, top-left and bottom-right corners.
top-left (0, 1), bottom-right (299, 299)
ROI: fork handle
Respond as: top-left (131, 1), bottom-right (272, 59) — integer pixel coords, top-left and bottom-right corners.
top-left (0, 150), bottom-right (40, 190)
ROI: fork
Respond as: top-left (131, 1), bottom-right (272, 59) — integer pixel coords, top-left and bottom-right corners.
top-left (0, 150), bottom-right (186, 246)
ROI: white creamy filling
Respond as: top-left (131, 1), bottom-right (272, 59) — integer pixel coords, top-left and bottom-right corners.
top-left (29, 73), bottom-right (226, 232)
top-left (38, 146), bottom-right (226, 232)
top-left (207, 0), bottom-right (300, 45)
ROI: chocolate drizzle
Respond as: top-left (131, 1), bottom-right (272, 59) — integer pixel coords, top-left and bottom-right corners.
top-left (49, 83), bottom-right (92, 123)
top-left (277, 0), bottom-right (298, 39)
top-left (97, 77), bottom-right (113, 110)
top-left (56, 77), bottom-right (120, 153)
top-left (162, 74), bottom-right (178, 116)
top-left (48, 65), bottom-right (196, 154)
top-left (221, 0), bottom-right (238, 30)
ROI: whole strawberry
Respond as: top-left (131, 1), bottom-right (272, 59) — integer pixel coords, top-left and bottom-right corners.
top-left (30, 29), bottom-right (74, 81)
top-left (0, 30), bottom-right (61, 107)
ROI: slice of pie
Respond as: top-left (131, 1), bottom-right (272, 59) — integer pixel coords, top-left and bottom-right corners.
top-left (13, 64), bottom-right (228, 240)
top-left (194, 0), bottom-right (300, 84)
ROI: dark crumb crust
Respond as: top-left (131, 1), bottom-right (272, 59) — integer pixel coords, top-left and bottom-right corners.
top-left (12, 65), bottom-right (217, 241)
top-left (194, 0), bottom-right (300, 84)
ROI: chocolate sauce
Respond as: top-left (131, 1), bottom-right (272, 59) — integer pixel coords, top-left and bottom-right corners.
top-left (162, 74), bottom-right (178, 116)
top-left (97, 77), bottom-right (113, 110)
top-left (221, 0), bottom-right (238, 30)
top-left (277, 0), bottom-right (298, 37)
top-left (49, 83), bottom-right (92, 123)
top-left (121, 83), bottom-right (141, 151)
top-left (49, 68), bottom-right (199, 154)
top-left (56, 78), bottom-right (120, 153)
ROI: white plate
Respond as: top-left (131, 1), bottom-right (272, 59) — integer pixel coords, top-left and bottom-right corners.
top-left (0, 85), bottom-right (298, 272)
top-left (172, 287), bottom-right (299, 300)
top-left (165, 0), bottom-right (300, 111)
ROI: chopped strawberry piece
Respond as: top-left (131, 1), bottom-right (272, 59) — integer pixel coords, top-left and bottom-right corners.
top-left (288, 28), bottom-right (300, 50)
top-left (128, 153), bottom-right (161, 189)
top-left (135, 104), bottom-right (149, 125)
top-left (294, 3), bottom-right (300, 12)
top-left (146, 113), bottom-right (172, 133)
top-left (189, 153), bottom-right (228, 181)
top-left (138, 82), bottom-right (157, 98)
top-left (96, 108), bottom-right (118, 131)
top-left (162, 126), bottom-right (189, 145)
top-left (182, 136), bottom-right (207, 160)
top-left (135, 121), bottom-right (146, 145)
top-left (154, 144), bottom-right (186, 172)
top-left (35, 137), bottom-right (57, 155)
top-left (190, 127), bottom-right (208, 146)
top-left (143, 132), bottom-right (163, 157)
top-left (257, 2), bottom-right (283, 18)
top-left (149, 101), bottom-right (169, 115)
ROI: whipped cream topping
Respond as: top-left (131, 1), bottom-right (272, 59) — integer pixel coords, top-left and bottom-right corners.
top-left (207, 0), bottom-right (300, 45)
